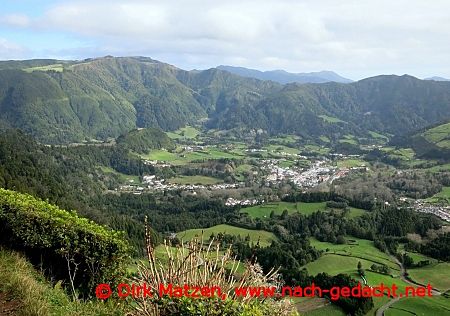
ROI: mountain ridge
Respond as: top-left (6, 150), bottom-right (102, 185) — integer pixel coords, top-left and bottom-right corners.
top-left (1, 56), bottom-right (450, 144)
top-left (216, 65), bottom-right (353, 84)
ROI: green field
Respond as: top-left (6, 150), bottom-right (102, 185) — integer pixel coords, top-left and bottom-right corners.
top-left (427, 163), bottom-right (450, 172)
top-left (141, 146), bottom-right (245, 165)
top-left (339, 134), bottom-right (358, 145)
top-left (240, 202), bottom-right (327, 218)
top-left (168, 175), bottom-right (223, 185)
top-left (337, 159), bottom-right (367, 168)
top-left (408, 263), bottom-right (450, 292)
top-left (319, 136), bottom-right (331, 143)
top-left (140, 149), bottom-right (179, 161)
top-left (309, 237), bottom-right (400, 271)
top-left (233, 163), bottom-right (254, 181)
top-left (183, 148), bottom-right (245, 161)
top-left (319, 115), bottom-right (346, 124)
top-left (426, 186), bottom-right (450, 203)
top-left (304, 303), bottom-right (346, 316)
top-left (98, 166), bottom-right (141, 184)
top-left (304, 237), bottom-right (423, 315)
top-left (386, 296), bottom-right (450, 316)
top-left (177, 224), bottom-right (277, 247)
top-left (240, 202), bottom-right (366, 219)
top-left (269, 134), bottom-right (300, 145)
top-left (368, 131), bottom-right (389, 141)
top-left (23, 63), bottom-right (64, 73)
top-left (422, 122), bottom-right (450, 148)
top-left (264, 144), bottom-right (300, 155)
top-left (346, 207), bottom-right (368, 218)
top-left (167, 126), bottom-right (201, 140)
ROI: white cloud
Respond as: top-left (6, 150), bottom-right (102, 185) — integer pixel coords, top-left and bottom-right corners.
top-left (1, 0), bottom-right (450, 79)
top-left (0, 38), bottom-right (28, 59)
top-left (0, 14), bottom-right (31, 28)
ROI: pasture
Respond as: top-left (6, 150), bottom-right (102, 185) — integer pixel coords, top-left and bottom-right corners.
top-left (240, 201), bottom-right (327, 218)
top-left (309, 237), bottom-right (400, 271)
top-left (176, 224), bottom-right (277, 247)
top-left (386, 296), bottom-right (450, 316)
top-left (407, 262), bottom-right (450, 292)
top-left (168, 175), bottom-right (222, 185)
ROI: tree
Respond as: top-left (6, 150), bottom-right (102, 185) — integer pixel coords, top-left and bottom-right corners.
top-left (336, 235), bottom-right (347, 244)
top-left (357, 261), bottom-right (365, 276)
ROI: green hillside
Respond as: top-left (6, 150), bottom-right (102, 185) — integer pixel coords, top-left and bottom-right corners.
top-left (177, 224), bottom-right (277, 247)
top-left (422, 121), bottom-right (450, 148)
top-left (2, 57), bottom-right (450, 144)
top-left (116, 127), bottom-right (175, 153)
top-left (400, 120), bottom-right (450, 159)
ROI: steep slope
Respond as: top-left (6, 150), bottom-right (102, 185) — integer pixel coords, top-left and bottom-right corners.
top-left (0, 57), bottom-right (279, 143)
top-left (395, 120), bottom-right (450, 159)
top-left (116, 127), bottom-right (175, 153)
top-left (212, 75), bottom-right (450, 137)
top-left (2, 57), bottom-right (450, 144)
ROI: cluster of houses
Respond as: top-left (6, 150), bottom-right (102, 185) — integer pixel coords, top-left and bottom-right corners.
top-left (261, 159), bottom-right (351, 188)
top-left (143, 160), bottom-right (171, 167)
top-left (121, 175), bottom-right (242, 192)
top-left (412, 200), bottom-right (450, 222)
top-left (225, 197), bottom-right (261, 206)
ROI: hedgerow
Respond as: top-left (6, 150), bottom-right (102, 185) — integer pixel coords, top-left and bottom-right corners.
top-left (0, 188), bottom-right (131, 297)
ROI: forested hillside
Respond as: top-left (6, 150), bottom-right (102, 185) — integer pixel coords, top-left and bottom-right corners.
top-left (2, 57), bottom-right (450, 144)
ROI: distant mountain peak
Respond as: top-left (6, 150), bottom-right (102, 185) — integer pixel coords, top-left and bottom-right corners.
top-left (216, 65), bottom-right (353, 84)
top-left (424, 76), bottom-right (450, 82)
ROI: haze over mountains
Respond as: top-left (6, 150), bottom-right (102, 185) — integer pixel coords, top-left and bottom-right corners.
top-left (216, 65), bottom-right (353, 84)
top-left (425, 76), bottom-right (450, 82)
top-left (1, 56), bottom-right (450, 144)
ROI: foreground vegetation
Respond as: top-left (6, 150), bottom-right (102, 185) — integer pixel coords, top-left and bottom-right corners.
top-left (0, 248), bottom-right (126, 316)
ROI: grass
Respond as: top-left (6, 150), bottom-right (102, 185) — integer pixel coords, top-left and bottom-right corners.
top-left (177, 224), bottom-right (277, 247)
top-left (346, 207), bottom-right (368, 218)
top-left (386, 295), bottom-right (450, 316)
top-left (309, 237), bottom-right (399, 271)
top-left (427, 163), bottom-right (450, 172)
top-left (338, 134), bottom-right (358, 145)
top-left (167, 126), bottom-right (200, 140)
top-left (319, 136), bottom-right (331, 143)
top-left (369, 131), bottom-right (389, 141)
top-left (240, 202), bottom-right (327, 218)
top-left (23, 64), bottom-right (64, 73)
top-left (140, 149), bottom-right (179, 161)
top-left (318, 115), bottom-right (346, 124)
top-left (422, 122), bottom-right (450, 148)
top-left (0, 248), bottom-right (125, 316)
top-left (407, 262), bottom-right (450, 292)
top-left (240, 202), bottom-right (366, 219)
top-left (302, 254), bottom-right (378, 276)
top-left (302, 144), bottom-right (330, 155)
top-left (234, 163), bottom-right (254, 181)
top-left (304, 303), bottom-right (346, 316)
top-left (264, 144), bottom-right (300, 155)
top-left (269, 134), bottom-right (300, 144)
top-left (337, 159), bottom-right (367, 168)
top-left (426, 186), bottom-right (450, 204)
top-left (168, 175), bottom-right (223, 185)
top-left (98, 166), bottom-right (141, 184)
top-left (140, 146), bottom-right (247, 165)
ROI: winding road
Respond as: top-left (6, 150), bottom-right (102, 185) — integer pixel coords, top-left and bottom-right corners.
top-left (375, 255), bottom-right (441, 316)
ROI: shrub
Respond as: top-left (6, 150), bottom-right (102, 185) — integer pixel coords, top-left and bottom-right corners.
top-left (0, 188), bottom-right (130, 297)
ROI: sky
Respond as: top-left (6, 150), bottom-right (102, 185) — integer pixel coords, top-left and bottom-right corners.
top-left (1, 0), bottom-right (450, 80)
